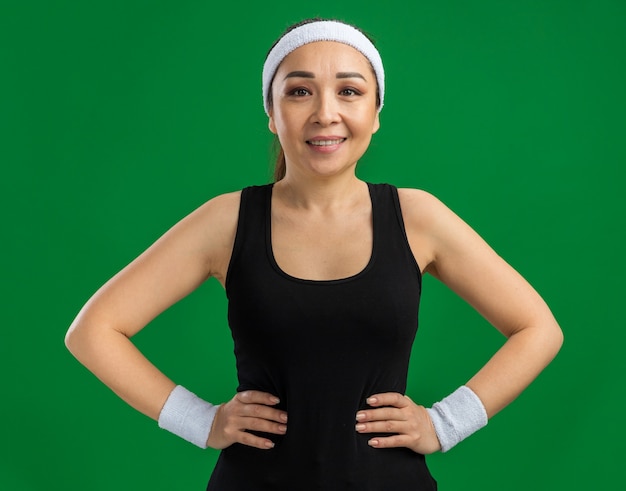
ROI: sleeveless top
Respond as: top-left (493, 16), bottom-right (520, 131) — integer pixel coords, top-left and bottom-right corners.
top-left (207, 183), bottom-right (437, 490)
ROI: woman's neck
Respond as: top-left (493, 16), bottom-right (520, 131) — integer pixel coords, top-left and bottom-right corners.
top-left (273, 173), bottom-right (367, 212)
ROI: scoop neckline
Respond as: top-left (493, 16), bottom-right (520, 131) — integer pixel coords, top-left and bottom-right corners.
top-left (265, 182), bottom-right (377, 285)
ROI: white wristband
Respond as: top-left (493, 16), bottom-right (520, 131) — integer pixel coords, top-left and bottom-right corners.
top-left (157, 385), bottom-right (219, 449)
top-left (426, 385), bottom-right (488, 452)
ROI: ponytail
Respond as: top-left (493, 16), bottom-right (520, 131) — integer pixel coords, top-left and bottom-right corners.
top-left (272, 137), bottom-right (286, 182)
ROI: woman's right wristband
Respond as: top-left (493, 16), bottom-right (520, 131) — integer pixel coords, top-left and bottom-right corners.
top-left (157, 385), bottom-right (219, 449)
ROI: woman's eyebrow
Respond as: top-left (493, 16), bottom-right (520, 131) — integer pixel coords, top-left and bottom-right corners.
top-left (283, 71), bottom-right (367, 80)
top-left (284, 71), bottom-right (315, 79)
top-left (336, 72), bottom-right (366, 80)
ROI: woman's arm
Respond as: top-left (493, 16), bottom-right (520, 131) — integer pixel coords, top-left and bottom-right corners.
top-left (356, 188), bottom-right (562, 453)
top-left (64, 192), bottom-right (241, 420)
top-left (66, 191), bottom-right (288, 450)
top-left (400, 188), bottom-right (563, 417)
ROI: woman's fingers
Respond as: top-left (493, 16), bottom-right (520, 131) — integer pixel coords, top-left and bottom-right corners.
top-left (366, 392), bottom-right (411, 408)
top-left (355, 419), bottom-right (404, 434)
top-left (237, 390), bottom-right (288, 418)
top-left (367, 434), bottom-right (414, 449)
top-left (207, 391), bottom-right (288, 450)
top-left (356, 406), bottom-right (403, 423)
top-left (355, 392), bottom-right (409, 424)
top-left (241, 413), bottom-right (288, 434)
top-left (236, 390), bottom-right (281, 406)
top-left (355, 392), bottom-right (441, 454)
top-left (237, 430), bottom-right (278, 449)
top-left (236, 390), bottom-right (288, 423)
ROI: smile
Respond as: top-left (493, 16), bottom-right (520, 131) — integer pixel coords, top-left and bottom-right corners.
top-left (307, 138), bottom-right (347, 146)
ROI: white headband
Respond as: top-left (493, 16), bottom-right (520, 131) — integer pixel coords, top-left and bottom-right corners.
top-left (262, 20), bottom-right (385, 116)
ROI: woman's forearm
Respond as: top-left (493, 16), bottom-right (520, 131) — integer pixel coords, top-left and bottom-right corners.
top-left (466, 320), bottom-right (563, 418)
top-left (65, 322), bottom-right (175, 421)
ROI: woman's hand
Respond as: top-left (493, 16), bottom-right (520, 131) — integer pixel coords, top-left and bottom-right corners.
top-left (355, 392), bottom-right (441, 455)
top-left (207, 390), bottom-right (288, 450)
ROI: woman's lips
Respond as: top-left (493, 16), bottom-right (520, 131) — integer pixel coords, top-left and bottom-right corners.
top-left (306, 137), bottom-right (347, 152)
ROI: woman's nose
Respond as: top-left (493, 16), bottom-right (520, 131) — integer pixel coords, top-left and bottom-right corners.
top-left (312, 92), bottom-right (341, 126)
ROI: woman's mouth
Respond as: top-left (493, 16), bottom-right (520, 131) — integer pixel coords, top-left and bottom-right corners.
top-left (306, 138), bottom-right (347, 146)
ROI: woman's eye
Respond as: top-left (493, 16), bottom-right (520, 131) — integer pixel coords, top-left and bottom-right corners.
top-left (290, 88), bottom-right (310, 96)
top-left (340, 88), bottom-right (361, 96)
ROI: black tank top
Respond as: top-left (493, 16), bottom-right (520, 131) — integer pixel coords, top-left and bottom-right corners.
top-left (207, 183), bottom-right (437, 490)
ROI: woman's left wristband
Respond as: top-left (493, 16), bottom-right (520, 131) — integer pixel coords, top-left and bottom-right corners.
top-left (157, 385), bottom-right (219, 448)
top-left (426, 385), bottom-right (488, 452)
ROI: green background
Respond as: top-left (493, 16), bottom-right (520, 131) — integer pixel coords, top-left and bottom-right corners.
top-left (2, 0), bottom-right (624, 489)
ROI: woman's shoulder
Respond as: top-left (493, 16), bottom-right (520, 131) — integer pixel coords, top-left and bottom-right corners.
top-left (199, 183), bottom-right (271, 216)
top-left (395, 187), bottom-right (475, 263)
top-left (190, 189), bottom-right (243, 223)
top-left (174, 189), bottom-right (245, 284)
top-left (396, 187), bottom-right (439, 203)
top-left (170, 190), bottom-right (243, 247)
top-left (204, 189), bottom-right (243, 209)
top-left (396, 187), bottom-right (450, 226)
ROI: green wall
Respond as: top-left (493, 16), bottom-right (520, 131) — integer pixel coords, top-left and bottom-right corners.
top-left (2, 1), bottom-right (624, 489)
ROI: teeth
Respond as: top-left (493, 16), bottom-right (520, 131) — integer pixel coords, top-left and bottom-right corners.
top-left (308, 139), bottom-right (345, 146)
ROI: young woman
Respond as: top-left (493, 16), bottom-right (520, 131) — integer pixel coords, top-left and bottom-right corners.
top-left (65, 19), bottom-right (563, 490)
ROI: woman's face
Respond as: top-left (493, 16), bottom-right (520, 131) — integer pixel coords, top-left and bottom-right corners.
top-left (269, 41), bottom-right (380, 179)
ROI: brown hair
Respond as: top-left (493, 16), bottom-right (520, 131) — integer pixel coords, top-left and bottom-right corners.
top-left (265, 18), bottom-right (378, 182)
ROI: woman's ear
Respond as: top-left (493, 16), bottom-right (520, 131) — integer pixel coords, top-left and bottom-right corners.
top-left (268, 114), bottom-right (277, 135)
top-left (372, 112), bottom-right (380, 134)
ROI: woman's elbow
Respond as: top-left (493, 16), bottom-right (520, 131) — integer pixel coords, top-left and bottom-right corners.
top-left (553, 323), bottom-right (564, 354)
top-left (64, 321), bottom-right (87, 359)
top-left (64, 317), bottom-right (104, 363)
top-left (542, 318), bottom-right (564, 362)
